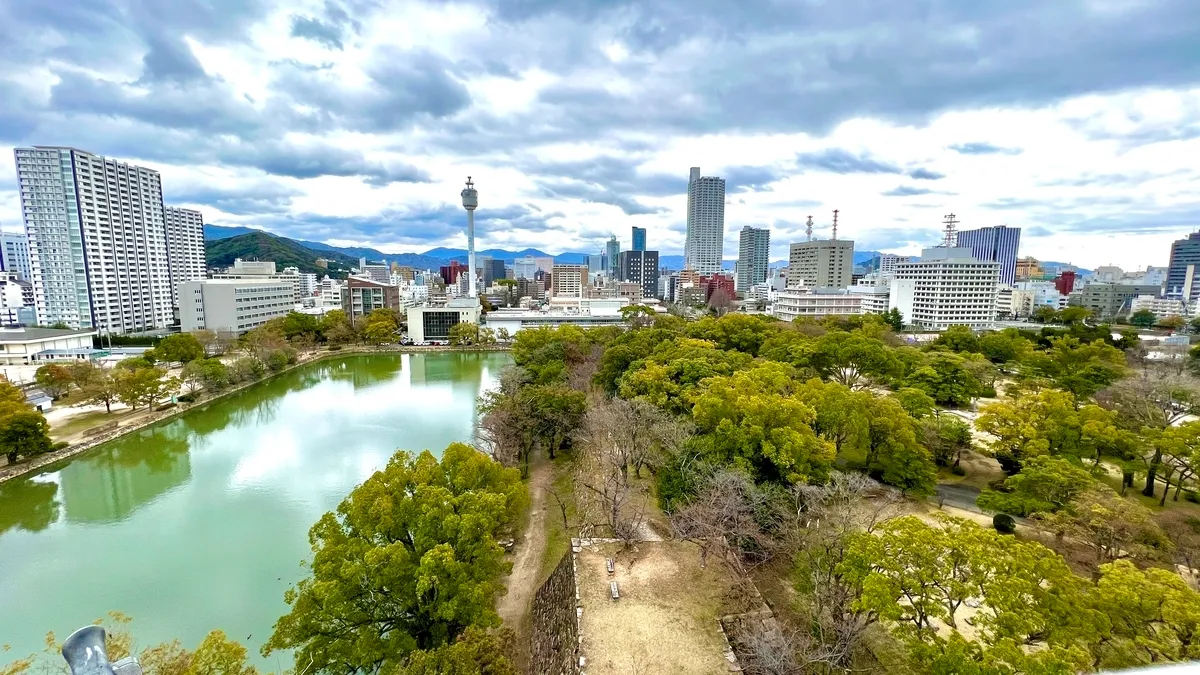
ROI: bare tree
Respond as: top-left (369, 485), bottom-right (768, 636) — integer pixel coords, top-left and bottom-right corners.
top-left (670, 470), bottom-right (780, 575)
top-left (574, 397), bottom-right (650, 544)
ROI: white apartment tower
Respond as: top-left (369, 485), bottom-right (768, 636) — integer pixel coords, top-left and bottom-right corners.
top-left (889, 247), bottom-right (1000, 330)
top-left (736, 227), bottom-right (770, 292)
top-left (684, 167), bottom-right (726, 274)
top-left (0, 233), bottom-right (32, 282)
top-left (14, 146), bottom-right (172, 333)
top-left (164, 207), bottom-right (206, 307)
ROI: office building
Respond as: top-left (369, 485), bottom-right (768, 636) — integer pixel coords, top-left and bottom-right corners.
top-left (736, 227), bottom-right (770, 292)
top-left (632, 226), bottom-right (647, 252)
top-left (1130, 295), bottom-right (1186, 318)
top-left (1053, 270), bottom-right (1078, 295)
top-left (0, 273), bottom-right (36, 325)
top-left (889, 248), bottom-right (1000, 330)
top-left (484, 299), bottom-right (633, 336)
top-left (773, 289), bottom-right (864, 322)
top-left (163, 207), bottom-right (206, 307)
top-left (342, 277), bottom-right (401, 321)
top-left (1069, 282), bottom-right (1161, 317)
top-left (439, 260), bottom-right (469, 285)
top-left (299, 273), bottom-right (318, 297)
top-left (179, 279), bottom-right (293, 335)
top-left (877, 253), bottom-right (903, 278)
top-left (605, 236), bottom-right (620, 277)
top-left (684, 167), bottom-right (726, 273)
top-left (211, 259), bottom-right (303, 302)
top-left (407, 298), bottom-right (482, 343)
top-left (585, 253), bottom-right (606, 275)
top-left (514, 256), bottom-right (538, 280)
top-left (1015, 257), bottom-right (1043, 281)
top-left (788, 239), bottom-right (854, 289)
top-left (358, 258), bottom-right (391, 284)
top-left (550, 264), bottom-right (586, 299)
top-left (15, 146), bottom-right (173, 333)
top-left (618, 250), bottom-right (660, 299)
top-left (0, 233), bottom-right (32, 282)
top-left (1167, 232), bottom-right (1200, 298)
top-left (483, 259), bottom-right (506, 287)
top-left (955, 225), bottom-right (1021, 285)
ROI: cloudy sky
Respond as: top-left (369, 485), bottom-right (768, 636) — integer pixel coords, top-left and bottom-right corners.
top-left (1, 0), bottom-right (1198, 268)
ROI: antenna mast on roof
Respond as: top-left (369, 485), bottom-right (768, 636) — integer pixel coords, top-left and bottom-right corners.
top-left (942, 213), bottom-right (959, 247)
top-left (832, 209), bottom-right (839, 240)
top-left (805, 216), bottom-right (813, 241)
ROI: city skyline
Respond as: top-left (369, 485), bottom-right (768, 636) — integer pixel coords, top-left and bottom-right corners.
top-left (0, 1), bottom-right (1197, 269)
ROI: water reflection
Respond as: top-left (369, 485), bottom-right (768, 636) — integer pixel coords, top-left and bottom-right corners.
top-left (326, 354), bottom-right (402, 389)
top-left (61, 426), bottom-right (192, 524)
top-left (0, 478), bottom-right (60, 535)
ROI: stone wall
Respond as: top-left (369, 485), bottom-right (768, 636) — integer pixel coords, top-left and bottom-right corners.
top-left (530, 552), bottom-right (579, 675)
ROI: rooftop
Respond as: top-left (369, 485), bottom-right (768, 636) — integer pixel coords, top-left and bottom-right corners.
top-left (0, 327), bottom-right (97, 343)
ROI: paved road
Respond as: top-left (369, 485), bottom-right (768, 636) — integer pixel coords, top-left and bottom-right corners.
top-left (934, 483), bottom-right (983, 512)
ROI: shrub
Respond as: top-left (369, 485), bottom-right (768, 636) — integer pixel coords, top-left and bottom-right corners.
top-left (993, 513), bottom-right (1016, 534)
top-left (177, 392), bottom-right (199, 403)
top-left (950, 464), bottom-right (967, 476)
top-left (329, 345), bottom-right (342, 352)
top-left (1186, 490), bottom-right (1199, 504)
top-left (52, 441), bottom-right (69, 451)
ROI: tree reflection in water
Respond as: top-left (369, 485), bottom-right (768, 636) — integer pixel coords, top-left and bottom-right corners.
top-left (0, 478), bottom-right (60, 535)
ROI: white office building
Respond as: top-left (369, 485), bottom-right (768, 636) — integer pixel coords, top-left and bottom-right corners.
top-left (736, 227), bottom-right (770, 292)
top-left (848, 281), bottom-right (891, 314)
top-left (773, 288), bottom-right (863, 321)
top-left (0, 233), bottom-right (32, 282)
top-left (163, 206), bottom-right (206, 308)
top-left (877, 253), bottom-right (903, 278)
top-left (513, 256), bottom-right (538, 280)
top-left (684, 167), bottom-right (726, 274)
top-left (550, 264), bottom-right (586, 299)
top-left (889, 248), bottom-right (1000, 330)
top-left (179, 279), bottom-right (294, 336)
top-left (15, 146), bottom-right (173, 333)
top-left (211, 259), bottom-right (303, 302)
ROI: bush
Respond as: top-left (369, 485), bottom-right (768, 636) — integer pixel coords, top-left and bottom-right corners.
top-left (950, 464), bottom-right (967, 476)
top-left (329, 345), bottom-right (342, 352)
top-left (993, 513), bottom-right (1017, 534)
top-left (52, 441), bottom-right (69, 451)
top-left (177, 392), bottom-right (199, 403)
top-left (1184, 490), bottom-right (1198, 504)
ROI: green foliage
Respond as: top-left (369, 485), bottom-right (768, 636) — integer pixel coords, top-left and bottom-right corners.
top-left (977, 456), bottom-right (1096, 516)
top-left (0, 410), bottom-right (53, 463)
top-left (1059, 306), bottom-right (1092, 325)
top-left (882, 307), bottom-right (904, 332)
top-left (510, 325), bottom-right (597, 383)
top-left (930, 325), bottom-right (980, 354)
top-left (977, 329), bottom-right (1034, 367)
top-left (205, 232), bottom-right (357, 274)
top-left (863, 394), bottom-right (937, 495)
top-left (396, 627), bottom-right (517, 675)
top-left (113, 366), bottom-right (177, 411)
top-left (992, 513), bottom-right (1016, 534)
top-left (920, 414), bottom-right (973, 467)
top-left (279, 311), bottom-right (320, 340)
top-left (320, 309), bottom-right (355, 345)
top-left (265, 349), bottom-right (290, 372)
top-left (619, 337), bottom-right (753, 414)
top-left (808, 330), bottom-right (901, 389)
top-left (976, 390), bottom-right (1133, 472)
top-left (1128, 308), bottom-right (1156, 328)
top-left (594, 327), bottom-right (682, 394)
top-left (151, 333), bottom-right (205, 364)
top-left (1022, 337), bottom-right (1127, 400)
top-left (263, 443), bottom-right (527, 675)
top-left (893, 387), bottom-right (936, 419)
top-left (1032, 305), bottom-right (1059, 324)
top-left (448, 323), bottom-right (496, 346)
top-left (115, 356), bottom-right (155, 371)
top-left (690, 362), bottom-right (834, 483)
top-left (362, 308), bottom-right (400, 344)
top-left (905, 351), bottom-right (985, 408)
top-left (1089, 560), bottom-right (1200, 668)
top-left (523, 383), bottom-right (586, 460)
top-left (34, 364), bottom-right (73, 399)
top-left (685, 313), bottom-right (781, 356)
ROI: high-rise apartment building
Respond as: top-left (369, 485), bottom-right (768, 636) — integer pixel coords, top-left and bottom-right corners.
top-left (605, 236), bottom-right (620, 278)
top-left (736, 227), bottom-right (770, 292)
top-left (787, 239), bottom-right (854, 289)
top-left (550, 264), bottom-right (586, 299)
top-left (618, 250), bottom-right (660, 299)
top-left (15, 146), bottom-right (173, 333)
top-left (631, 227), bottom-right (647, 252)
top-left (163, 207), bottom-right (206, 307)
top-left (0, 233), bottom-right (32, 282)
top-left (889, 248), bottom-right (1000, 330)
top-left (684, 167), bottom-right (726, 274)
top-left (954, 225), bottom-right (1021, 285)
top-left (1167, 232), bottom-right (1200, 298)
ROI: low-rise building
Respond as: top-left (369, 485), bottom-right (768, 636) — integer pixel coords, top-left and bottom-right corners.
top-left (772, 288), bottom-right (864, 321)
top-left (342, 277), bottom-right (401, 321)
top-left (407, 298), bottom-right (482, 343)
top-left (1069, 282), bottom-right (1161, 318)
top-left (484, 299), bottom-right (631, 335)
top-left (848, 282), bottom-right (891, 315)
top-left (0, 326), bottom-right (98, 366)
top-left (179, 279), bottom-right (294, 336)
top-left (1130, 295), bottom-right (1186, 318)
top-left (211, 259), bottom-right (303, 302)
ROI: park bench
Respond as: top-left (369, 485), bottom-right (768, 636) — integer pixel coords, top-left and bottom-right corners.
top-left (610, 581), bottom-right (620, 600)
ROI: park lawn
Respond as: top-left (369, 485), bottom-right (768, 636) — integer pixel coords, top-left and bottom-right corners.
top-left (48, 409), bottom-right (124, 442)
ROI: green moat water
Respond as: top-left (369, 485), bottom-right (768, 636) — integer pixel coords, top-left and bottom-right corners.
top-left (0, 352), bottom-right (510, 667)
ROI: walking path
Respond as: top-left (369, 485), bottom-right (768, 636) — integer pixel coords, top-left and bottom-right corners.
top-left (497, 458), bottom-right (553, 625)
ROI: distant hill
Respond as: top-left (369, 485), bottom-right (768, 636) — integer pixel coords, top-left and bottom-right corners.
top-left (205, 233), bottom-right (358, 275)
top-left (204, 224), bottom-right (262, 240)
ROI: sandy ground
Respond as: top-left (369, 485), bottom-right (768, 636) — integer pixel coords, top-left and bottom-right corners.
top-left (497, 459), bottom-right (552, 627)
top-left (578, 541), bottom-right (733, 675)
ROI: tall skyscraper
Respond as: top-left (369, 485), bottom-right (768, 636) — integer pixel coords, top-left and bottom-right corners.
top-left (631, 226), bottom-right (647, 252)
top-left (788, 239), bottom-right (855, 289)
top-left (684, 167), bottom-right (726, 274)
top-left (954, 225), bottom-right (1021, 286)
top-left (164, 207), bottom-right (206, 307)
top-left (483, 258), bottom-right (506, 287)
top-left (1167, 232), bottom-right (1200, 298)
top-left (736, 227), bottom-right (770, 291)
top-left (618, 250), bottom-right (660, 299)
top-left (14, 146), bottom-right (172, 333)
top-left (0, 232), bottom-right (32, 281)
top-left (605, 235), bottom-right (620, 277)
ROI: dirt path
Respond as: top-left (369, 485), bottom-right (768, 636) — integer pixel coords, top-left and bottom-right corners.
top-left (497, 458), bottom-right (553, 626)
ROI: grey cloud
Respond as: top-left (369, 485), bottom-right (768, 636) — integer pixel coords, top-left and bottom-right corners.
top-left (139, 35), bottom-right (207, 83)
top-left (725, 166), bottom-right (783, 192)
top-left (290, 16), bottom-right (345, 49)
top-left (948, 142), bottom-right (1022, 155)
top-left (167, 182), bottom-right (301, 216)
top-left (908, 168), bottom-right (945, 180)
top-left (796, 149), bottom-right (901, 175)
top-left (218, 143), bottom-right (431, 184)
top-left (882, 186), bottom-right (936, 197)
top-left (536, 178), bottom-right (665, 215)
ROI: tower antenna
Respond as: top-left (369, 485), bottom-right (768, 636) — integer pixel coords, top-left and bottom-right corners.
top-left (942, 213), bottom-right (959, 247)
top-left (805, 215), bottom-right (813, 242)
top-left (460, 176), bottom-right (479, 299)
top-left (832, 209), bottom-right (839, 241)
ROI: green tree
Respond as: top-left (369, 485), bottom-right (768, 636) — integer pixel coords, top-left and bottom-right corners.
top-left (449, 322), bottom-right (481, 346)
top-left (396, 627), bottom-right (517, 675)
top-left (525, 383), bottom-right (586, 459)
top-left (115, 355), bottom-right (155, 371)
top-left (977, 390), bottom-right (1132, 472)
top-left (594, 326), bottom-right (685, 394)
top-left (920, 414), bottom-right (973, 468)
top-left (977, 329), bottom-right (1033, 368)
top-left (179, 360), bottom-right (207, 395)
top-left (279, 311), bottom-right (320, 341)
top-left (511, 325), bottom-right (596, 384)
top-left (1032, 305), bottom-right (1059, 324)
top-left (1157, 314), bottom-right (1186, 332)
top-left (618, 337), bottom-right (753, 414)
top-left (1129, 309), bottom-right (1157, 328)
top-left (620, 303), bottom-right (657, 329)
top-left (863, 394), bottom-right (937, 495)
top-left (79, 369), bottom-right (119, 413)
top-left (113, 366), bottom-right (176, 411)
top-left (0, 410), bottom-right (53, 463)
top-left (151, 333), bottom-right (205, 364)
top-left (1041, 487), bottom-right (1167, 564)
top-left (977, 456), bottom-right (1096, 516)
top-left (265, 349), bottom-right (290, 372)
top-left (1087, 560), bottom-right (1200, 669)
top-left (1059, 306), bottom-right (1091, 325)
top-left (362, 308), bottom-right (400, 344)
top-left (685, 313), bottom-right (782, 356)
top-left (893, 387), bottom-right (937, 419)
top-left (1023, 337), bottom-right (1127, 400)
top-left (808, 331), bottom-right (901, 390)
top-left (930, 325), bottom-right (980, 354)
top-left (319, 309), bottom-right (355, 345)
top-left (263, 444), bottom-right (527, 675)
top-left (34, 363), bottom-right (73, 399)
top-left (882, 307), bottom-right (904, 331)
top-left (905, 351), bottom-right (985, 408)
top-left (196, 359), bottom-right (229, 391)
top-left (65, 360), bottom-right (102, 390)
top-left (690, 362), bottom-right (835, 483)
